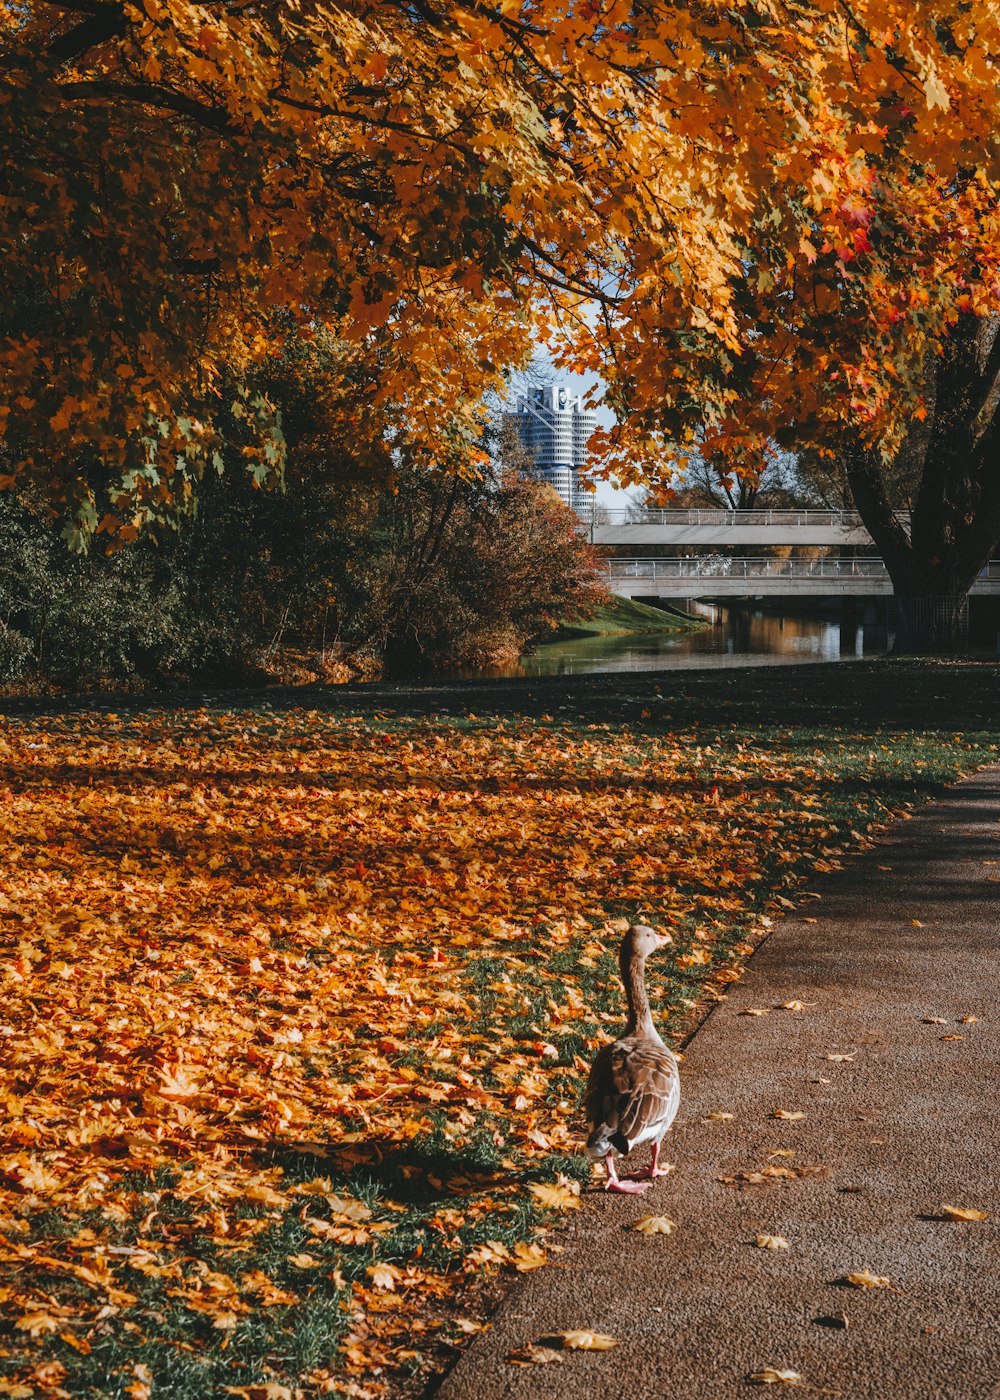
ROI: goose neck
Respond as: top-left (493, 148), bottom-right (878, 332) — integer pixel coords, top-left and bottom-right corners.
top-left (621, 945), bottom-right (655, 1038)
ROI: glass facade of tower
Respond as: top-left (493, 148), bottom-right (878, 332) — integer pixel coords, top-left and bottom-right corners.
top-left (504, 384), bottom-right (597, 511)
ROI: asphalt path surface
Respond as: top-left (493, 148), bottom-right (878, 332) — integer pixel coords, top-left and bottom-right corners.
top-left (436, 768), bottom-right (1000, 1400)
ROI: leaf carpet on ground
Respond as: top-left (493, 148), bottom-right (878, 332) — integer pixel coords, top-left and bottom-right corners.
top-left (0, 672), bottom-right (996, 1396)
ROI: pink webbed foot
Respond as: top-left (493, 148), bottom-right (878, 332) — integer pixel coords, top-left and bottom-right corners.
top-left (604, 1177), bottom-right (652, 1194)
top-left (603, 1151), bottom-right (651, 1194)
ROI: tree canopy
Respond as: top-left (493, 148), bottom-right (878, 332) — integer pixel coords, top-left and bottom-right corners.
top-left (7, 3), bottom-right (1000, 536)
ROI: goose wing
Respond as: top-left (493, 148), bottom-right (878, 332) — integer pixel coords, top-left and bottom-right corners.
top-left (586, 1036), bottom-right (680, 1155)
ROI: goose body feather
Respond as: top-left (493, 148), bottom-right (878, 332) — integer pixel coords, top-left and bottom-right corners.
top-left (584, 1034), bottom-right (680, 1159)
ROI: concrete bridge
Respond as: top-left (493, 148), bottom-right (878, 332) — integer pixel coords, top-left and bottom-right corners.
top-left (586, 507), bottom-right (891, 547)
top-left (606, 556), bottom-right (1000, 598)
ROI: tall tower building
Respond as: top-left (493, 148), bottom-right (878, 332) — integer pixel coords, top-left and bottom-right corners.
top-left (504, 384), bottom-right (597, 511)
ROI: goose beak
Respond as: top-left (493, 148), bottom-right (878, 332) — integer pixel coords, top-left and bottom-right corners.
top-left (655, 931), bottom-right (673, 948)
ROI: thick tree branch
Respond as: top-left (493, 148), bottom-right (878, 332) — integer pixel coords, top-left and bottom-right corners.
top-left (47, 3), bottom-right (126, 62)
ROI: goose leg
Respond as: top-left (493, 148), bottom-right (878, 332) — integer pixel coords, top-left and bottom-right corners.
top-left (625, 1140), bottom-right (672, 1181)
top-left (604, 1151), bottom-right (651, 1194)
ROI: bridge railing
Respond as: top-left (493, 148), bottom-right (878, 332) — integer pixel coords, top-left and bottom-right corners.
top-left (581, 508), bottom-right (908, 528)
top-left (604, 557), bottom-right (1000, 582)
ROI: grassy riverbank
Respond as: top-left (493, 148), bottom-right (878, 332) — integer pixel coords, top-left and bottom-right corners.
top-left (545, 594), bottom-right (703, 642)
top-left (1, 660), bottom-right (998, 1398)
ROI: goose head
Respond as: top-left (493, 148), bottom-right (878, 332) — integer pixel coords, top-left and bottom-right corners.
top-left (623, 924), bottom-right (673, 960)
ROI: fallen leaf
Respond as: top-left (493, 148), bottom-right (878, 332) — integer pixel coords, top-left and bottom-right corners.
top-left (939, 1204), bottom-right (988, 1222)
top-left (512, 1241), bottom-right (548, 1272)
top-left (755, 1234), bottom-right (790, 1250)
top-left (778, 1000), bottom-right (807, 1011)
top-left (224, 1388), bottom-right (293, 1400)
top-left (528, 1179), bottom-right (580, 1211)
top-left (824, 1053), bottom-right (856, 1062)
top-left (941, 1034), bottom-right (964, 1042)
top-left (959, 1015), bottom-right (978, 1024)
top-left (630, 1215), bottom-right (675, 1235)
top-left (844, 1269), bottom-right (891, 1289)
top-left (773, 1109), bottom-right (806, 1120)
top-left (922, 1017), bottom-right (946, 1024)
top-left (740, 1008), bottom-right (769, 1017)
top-left (553, 1330), bottom-right (618, 1351)
top-left (705, 1111), bottom-right (735, 1121)
top-left (14, 1311), bottom-right (62, 1337)
top-left (288, 1253), bottom-right (323, 1269)
top-left (748, 1367), bottom-right (802, 1385)
top-left (367, 1263), bottom-right (402, 1291)
top-left (509, 1345), bottom-right (565, 1366)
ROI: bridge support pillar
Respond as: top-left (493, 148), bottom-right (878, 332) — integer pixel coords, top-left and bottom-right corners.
top-left (840, 596), bottom-right (862, 655)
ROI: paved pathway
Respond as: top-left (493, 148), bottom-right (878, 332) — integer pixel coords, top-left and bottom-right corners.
top-left (437, 769), bottom-right (1000, 1400)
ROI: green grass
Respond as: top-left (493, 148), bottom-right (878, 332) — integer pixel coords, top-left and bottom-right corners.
top-left (548, 594), bottom-right (703, 640)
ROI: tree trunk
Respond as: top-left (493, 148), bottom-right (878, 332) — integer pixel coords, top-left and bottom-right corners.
top-left (844, 313), bottom-right (1000, 653)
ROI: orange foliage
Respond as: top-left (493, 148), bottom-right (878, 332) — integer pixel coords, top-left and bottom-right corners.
top-left (4, 4), bottom-right (1000, 521)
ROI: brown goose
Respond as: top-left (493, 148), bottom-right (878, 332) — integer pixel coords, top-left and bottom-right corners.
top-left (585, 925), bottom-right (680, 1193)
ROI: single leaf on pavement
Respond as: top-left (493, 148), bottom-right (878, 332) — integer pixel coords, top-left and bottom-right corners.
top-left (706, 1111), bottom-right (736, 1121)
top-left (631, 1216), bottom-right (676, 1235)
top-left (939, 1204), bottom-right (988, 1222)
top-left (755, 1234), bottom-right (790, 1250)
top-left (774, 1109), bottom-right (806, 1120)
top-left (844, 1270), bottom-right (891, 1289)
top-left (749, 1367), bottom-right (802, 1385)
top-left (554, 1330), bottom-right (618, 1351)
top-left (509, 1345), bottom-right (565, 1366)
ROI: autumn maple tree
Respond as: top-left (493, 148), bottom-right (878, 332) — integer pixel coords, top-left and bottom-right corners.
top-left (572, 8), bottom-right (1000, 649)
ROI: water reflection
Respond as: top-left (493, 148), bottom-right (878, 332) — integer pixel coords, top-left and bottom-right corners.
top-left (513, 604), bottom-right (890, 678)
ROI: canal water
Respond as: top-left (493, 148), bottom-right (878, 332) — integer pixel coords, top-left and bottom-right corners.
top-left (513, 603), bottom-right (890, 678)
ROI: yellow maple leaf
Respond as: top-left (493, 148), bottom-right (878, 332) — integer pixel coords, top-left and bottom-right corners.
top-left (367, 1263), bottom-right (402, 1291)
top-left (512, 1241), bottom-right (548, 1272)
top-left (528, 1179), bottom-right (580, 1210)
top-left (631, 1215), bottom-right (675, 1235)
